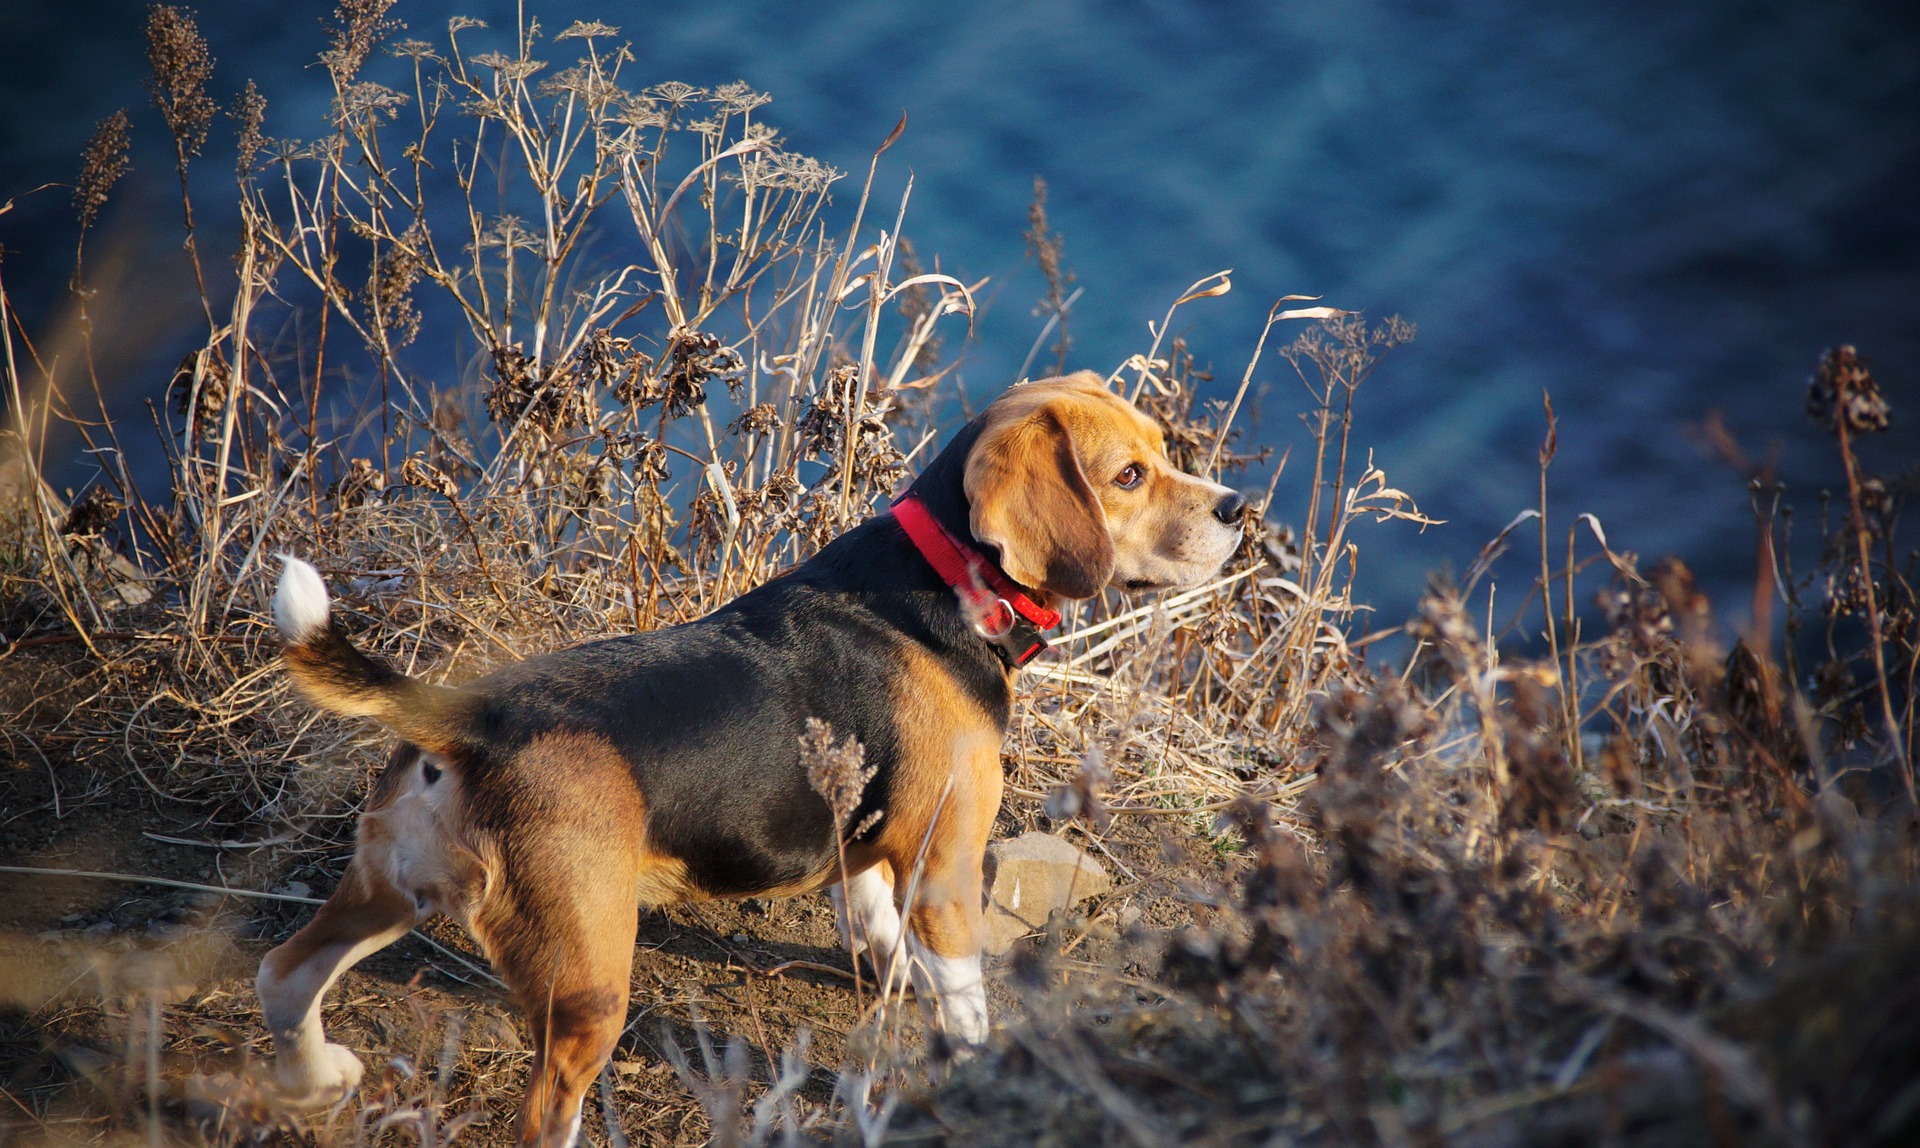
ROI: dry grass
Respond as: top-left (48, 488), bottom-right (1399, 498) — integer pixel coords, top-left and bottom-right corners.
top-left (4, 3), bottom-right (1917, 1146)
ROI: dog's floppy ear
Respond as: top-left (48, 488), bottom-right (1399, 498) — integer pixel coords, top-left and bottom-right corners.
top-left (964, 404), bottom-right (1115, 599)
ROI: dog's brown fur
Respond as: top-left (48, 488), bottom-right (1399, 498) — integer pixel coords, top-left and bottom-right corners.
top-left (255, 373), bottom-right (1245, 1146)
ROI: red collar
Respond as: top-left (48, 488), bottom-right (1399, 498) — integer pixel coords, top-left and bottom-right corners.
top-left (890, 493), bottom-right (1060, 667)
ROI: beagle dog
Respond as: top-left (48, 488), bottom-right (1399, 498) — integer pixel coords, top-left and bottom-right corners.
top-left (256, 372), bottom-right (1245, 1146)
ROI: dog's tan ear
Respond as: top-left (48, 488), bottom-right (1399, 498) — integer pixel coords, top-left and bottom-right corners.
top-left (965, 405), bottom-right (1115, 599)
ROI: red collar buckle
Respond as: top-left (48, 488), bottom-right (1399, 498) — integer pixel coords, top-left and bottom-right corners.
top-left (976, 598), bottom-right (1016, 639)
top-left (890, 494), bottom-right (1059, 667)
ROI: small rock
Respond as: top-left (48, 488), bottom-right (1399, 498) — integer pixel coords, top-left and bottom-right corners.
top-left (83, 919), bottom-right (114, 939)
top-left (982, 832), bottom-right (1112, 956)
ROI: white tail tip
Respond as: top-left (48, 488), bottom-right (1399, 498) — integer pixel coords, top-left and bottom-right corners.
top-left (273, 554), bottom-right (332, 642)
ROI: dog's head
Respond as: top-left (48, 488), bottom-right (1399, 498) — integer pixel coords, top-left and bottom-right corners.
top-left (964, 372), bottom-right (1246, 599)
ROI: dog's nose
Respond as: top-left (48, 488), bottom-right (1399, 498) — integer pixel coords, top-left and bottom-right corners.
top-left (1212, 492), bottom-right (1247, 525)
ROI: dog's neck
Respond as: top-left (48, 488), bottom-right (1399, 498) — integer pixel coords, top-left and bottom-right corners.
top-left (782, 414), bottom-right (1032, 700)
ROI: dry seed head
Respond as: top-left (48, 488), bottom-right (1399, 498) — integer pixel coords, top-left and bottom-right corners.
top-left (1806, 345), bottom-right (1889, 436)
top-left (388, 38), bottom-right (437, 61)
top-left (324, 0), bottom-right (401, 85)
top-left (476, 214), bottom-right (540, 255)
top-left (735, 150), bottom-right (837, 193)
top-left (540, 61), bottom-right (626, 107)
top-left (60, 485), bottom-right (125, 539)
top-left (1408, 580), bottom-right (1483, 673)
top-left (400, 456), bottom-right (457, 499)
top-left (628, 437), bottom-right (671, 483)
top-left (894, 238), bottom-right (944, 370)
top-left (332, 81), bottom-right (409, 132)
top-left (664, 328), bottom-right (742, 409)
top-left (167, 347), bottom-right (230, 437)
top-left (578, 331), bottom-right (654, 405)
top-left (728, 402), bottom-right (780, 438)
top-left (75, 110), bottom-right (132, 231)
top-left (1723, 638), bottom-right (1792, 758)
top-left (711, 79), bottom-right (772, 116)
top-left (646, 81), bottom-right (704, 108)
top-left (795, 364), bottom-right (862, 460)
top-left (1311, 678), bottom-right (1429, 777)
top-left (363, 223), bottom-right (427, 347)
top-left (556, 19), bottom-right (619, 40)
top-left (793, 363), bottom-right (908, 501)
top-left (1650, 558), bottom-right (1722, 685)
top-left (1498, 675), bottom-right (1579, 835)
top-left (230, 80), bottom-right (267, 177)
top-left (485, 343), bottom-right (595, 441)
top-left (1858, 476), bottom-right (1892, 520)
top-left (1823, 561), bottom-right (1876, 620)
top-left (145, 5), bottom-right (217, 157)
top-left (328, 457), bottom-right (387, 507)
top-left (1596, 563), bottom-right (1674, 672)
top-left (1024, 177), bottom-right (1069, 289)
top-left (1024, 176), bottom-right (1074, 373)
top-left (470, 54), bottom-right (547, 84)
top-left (800, 718), bottom-right (873, 828)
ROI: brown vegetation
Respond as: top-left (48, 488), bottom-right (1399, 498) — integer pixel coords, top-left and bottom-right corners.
top-left (3, 4), bottom-right (1916, 1146)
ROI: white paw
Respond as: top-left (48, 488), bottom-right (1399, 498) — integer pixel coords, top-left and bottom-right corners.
top-left (906, 943), bottom-right (989, 1044)
top-left (942, 992), bottom-right (991, 1046)
top-left (276, 1042), bottom-right (364, 1106)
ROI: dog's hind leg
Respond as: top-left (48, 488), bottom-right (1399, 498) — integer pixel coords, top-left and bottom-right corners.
top-left (478, 852), bottom-right (640, 1148)
top-left (453, 732), bottom-right (651, 1148)
top-left (256, 857), bottom-right (421, 1104)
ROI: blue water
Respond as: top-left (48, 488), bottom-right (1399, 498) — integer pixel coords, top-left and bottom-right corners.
top-left (3, 0), bottom-right (1916, 629)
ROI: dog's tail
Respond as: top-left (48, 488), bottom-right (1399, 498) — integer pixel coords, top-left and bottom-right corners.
top-left (273, 555), bottom-right (475, 756)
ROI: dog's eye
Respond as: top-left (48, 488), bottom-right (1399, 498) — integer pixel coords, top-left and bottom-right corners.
top-left (1114, 464), bottom-right (1144, 490)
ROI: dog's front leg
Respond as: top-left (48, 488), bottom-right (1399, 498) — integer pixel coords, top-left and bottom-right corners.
top-left (899, 787), bottom-right (995, 1044)
top-left (885, 695), bottom-right (1004, 1043)
top-left (904, 899), bottom-right (989, 1044)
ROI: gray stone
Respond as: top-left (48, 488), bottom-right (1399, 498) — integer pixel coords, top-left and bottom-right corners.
top-left (982, 831), bottom-right (1112, 955)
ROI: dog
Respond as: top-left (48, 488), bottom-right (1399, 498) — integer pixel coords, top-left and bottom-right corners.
top-left (256, 371), bottom-right (1246, 1146)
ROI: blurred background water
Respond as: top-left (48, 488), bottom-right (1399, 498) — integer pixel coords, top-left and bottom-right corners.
top-left (3, 0), bottom-right (1916, 630)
